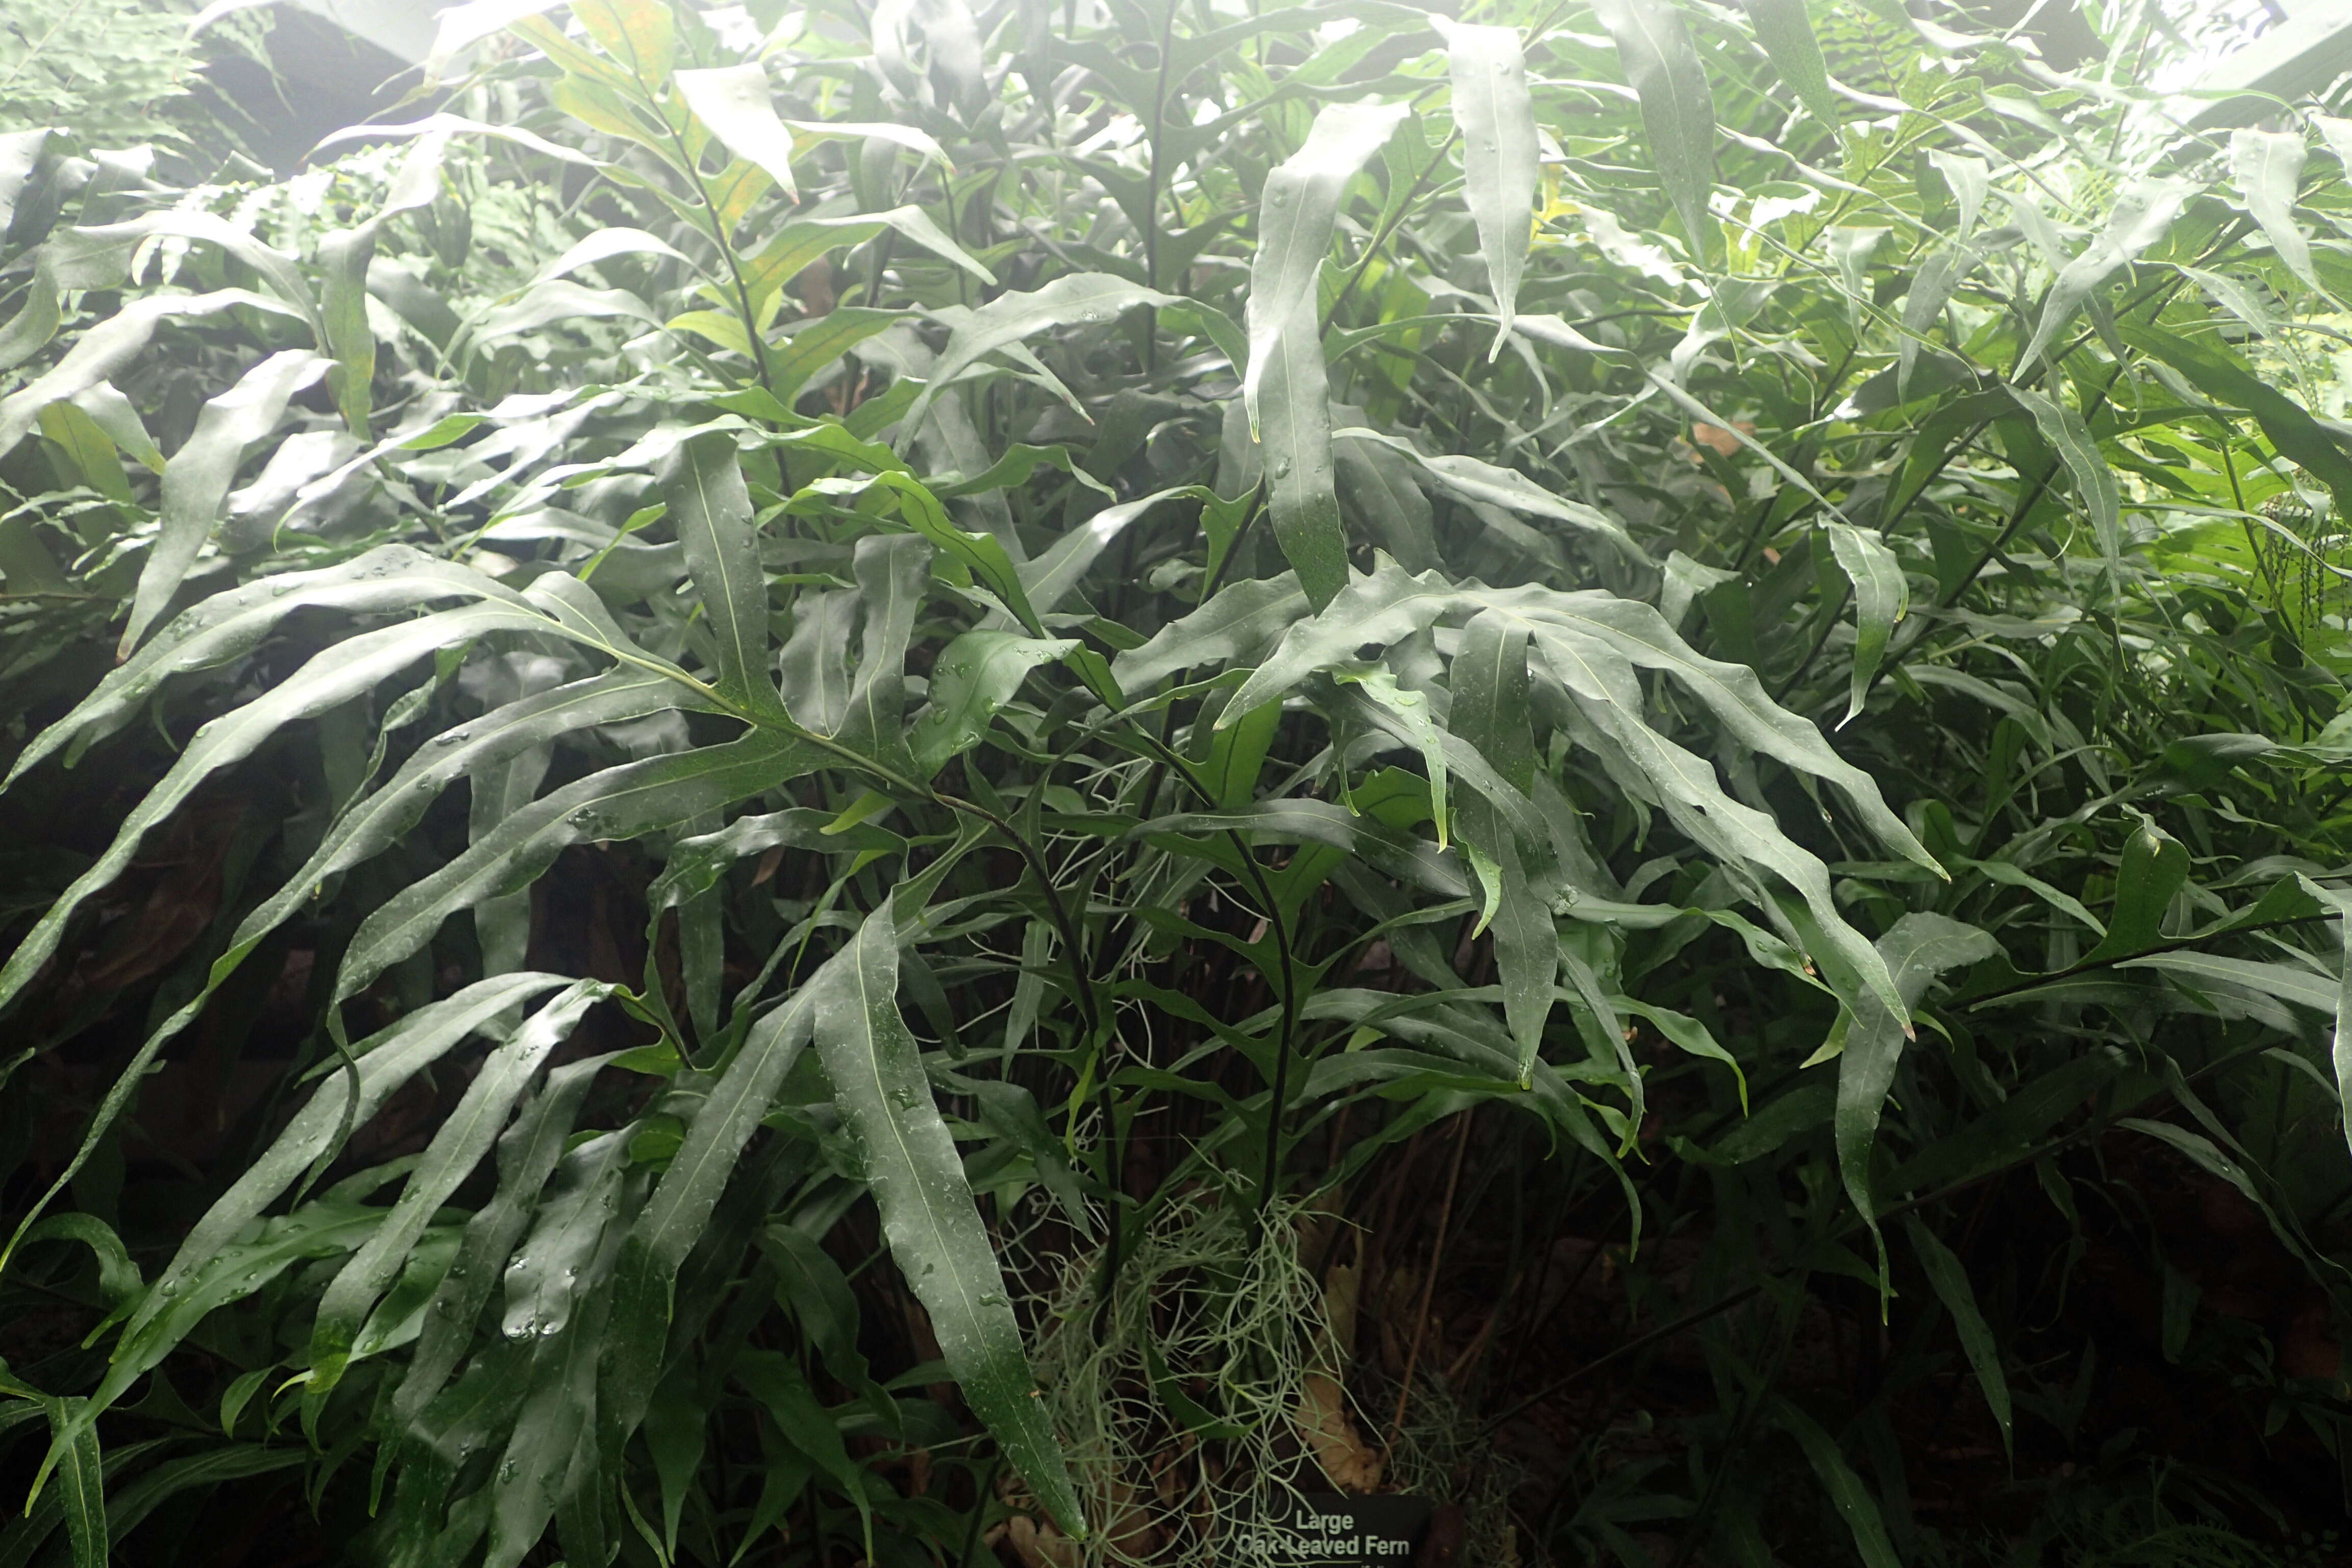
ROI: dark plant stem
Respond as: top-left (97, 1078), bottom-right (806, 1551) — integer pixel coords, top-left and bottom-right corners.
top-left (1386, 1110), bottom-right (1473, 1448)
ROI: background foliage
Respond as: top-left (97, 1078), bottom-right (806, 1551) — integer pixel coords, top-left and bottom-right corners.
top-left (5, 0), bottom-right (2352, 1563)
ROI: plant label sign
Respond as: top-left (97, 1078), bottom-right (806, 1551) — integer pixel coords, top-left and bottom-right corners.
top-left (1237, 1493), bottom-right (1436, 1563)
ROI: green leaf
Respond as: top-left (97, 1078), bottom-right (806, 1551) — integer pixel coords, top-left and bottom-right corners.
top-left (1333, 428), bottom-right (1643, 565)
top-left (1018, 486), bottom-right (1204, 616)
top-left (529, 226), bottom-right (693, 288)
top-left (903, 273), bottom-right (1178, 441)
top-left (1339, 666), bottom-right (1450, 846)
top-left (102, 974), bottom-right (569, 1377)
top-left (2019, 177), bottom-right (2196, 371)
top-left (805, 913), bottom-right (1083, 1534)
top-left (1903, 1216), bottom-right (2012, 1456)
top-left (1592, 0), bottom-right (1718, 255)
top-left (1485, 834), bottom-right (1555, 1084)
top-left (259, 670), bottom-right (686, 970)
top-left (661, 430), bottom-right (786, 717)
top-left (1450, 603), bottom-right (1537, 889)
top-left (0, 128), bottom-right (53, 242)
top-left (332, 730), bottom-right (826, 1006)
top-left (0, 289), bottom-right (298, 454)
top-left (1824, 522), bottom-right (1907, 724)
top-left (1228, 558), bottom-right (1938, 876)
top-left (399, 1050), bottom-right (616, 1422)
top-left (1334, 428), bottom-right (1441, 572)
top-left (2229, 127), bottom-right (2315, 293)
top-left (123, 350), bottom-right (333, 652)
top-left (304, 982), bottom-right (614, 1410)
top-left (318, 134), bottom-right (450, 437)
top-left (781, 588), bottom-right (860, 731)
top-left (19, 1215), bottom-right (140, 1307)
top-left (2077, 816), bottom-right (2189, 969)
top-left (868, 471), bottom-right (1044, 636)
top-left (1222, 556), bottom-right (1461, 717)
top-left (2121, 322), bottom-right (2352, 519)
top-left (1522, 594), bottom-right (1941, 875)
top-left (1927, 150), bottom-right (1988, 240)
top-left (2, 541), bottom-right (501, 785)
top-left (0, 595), bottom-right (596, 1026)
top-left (653, 1014), bottom-right (817, 1284)
top-left (2007, 384), bottom-right (2121, 562)
top-left (1112, 574), bottom-right (1309, 692)
top-left (761, 1222), bottom-right (903, 1403)
top-left (1246, 100), bottom-right (1408, 608)
top-left (770, 308), bottom-right (910, 403)
top-left (741, 208), bottom-right (992, 315)
top-left (55, 1200), bottom-right (385, 1489)
top-left (911, 630), bottom-right (1079, 776)
top-left (651, 808), bottom-right (904, 918)
top-left (41, 1398), bottom-right (104, 1568)
top-left (422, 0), bottom-right (569, 84)
top-left (71, 381), bottom-right (164, 473)
top-left (1741, 0), bottom-right (1839, 125)
top-left (1435, 18), bottom-right (1539, 348)
top-left (2116, 951), bottom-right (2337, 1015)
top-left (675, 63), bottom-right (801, 200)
top-left (832, 531), bottom-right (933, 773)
top-left (1775, 1400), bottom-right (1901, 1568)
top-left (103, 1447), bottom-right (306, 1542)
top-left (482, 1138), bottom-right (629, 1568)
top-left (1898, 242), bottom-right (1976, 398)
top-left (1138, 800), bottom-right (1472, 902)
top-left (733, 1352), bottom-right (870, 1538)
top-left (1834, 914), bottom-right (2000, 1234)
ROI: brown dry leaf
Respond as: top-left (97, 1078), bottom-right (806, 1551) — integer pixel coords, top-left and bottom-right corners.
top-left (1002, 1516), bottom-right (1080, 1568)
top-left (1294, 1372), bottom-right (1383, 1492)
top-left (1691, 420), bottom-right (1752, 457)
top-left (797, 254), bottom-right (836, 316)
top-left (1105, 1476), bottom-right (1162, 1559)
top-left (1322, 1260), bottom-right (1362, 1365)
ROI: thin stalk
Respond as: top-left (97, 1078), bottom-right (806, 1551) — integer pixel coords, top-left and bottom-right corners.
top-left (1385, 1111), bottom-right (1473, 1448)
top-left (650, 107), bottom-right (775, 395)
